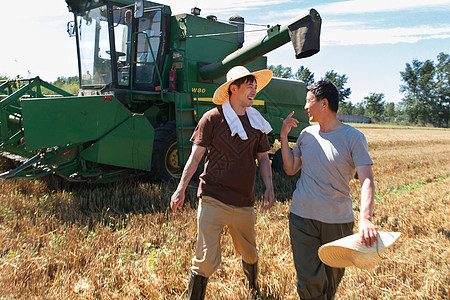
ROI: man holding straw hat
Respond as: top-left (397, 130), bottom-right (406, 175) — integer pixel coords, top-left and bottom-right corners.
top-left (171, 66), bottom-right (275, 299)
top-left (280, 80), bottom-right (378, 299)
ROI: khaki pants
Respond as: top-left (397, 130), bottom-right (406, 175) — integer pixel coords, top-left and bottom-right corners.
top-left (191, 196), bottom-right (257, 278)
top-left (289, 213), bottom-right (354, 300)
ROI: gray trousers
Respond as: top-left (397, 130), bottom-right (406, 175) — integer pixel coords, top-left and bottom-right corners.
top-left (289, 213), bottom-right (354, 300)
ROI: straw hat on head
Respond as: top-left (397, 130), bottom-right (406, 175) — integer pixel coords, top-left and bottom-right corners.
top-left (212, 66), bottom-right (273, 105)
top-left (318, 231), bottom-right (401, 269)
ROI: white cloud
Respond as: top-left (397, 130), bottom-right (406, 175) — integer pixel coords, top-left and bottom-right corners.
top-left (266, 0), bottom-right (450, 21)
top-left (256, 1), bottom-right (450, 47)
top-left (316, 0), bottom-right (450, 15)
top-left (3, 0), bottom-right (70, 19)
top-left (322, 24), bottom-right (450, 46)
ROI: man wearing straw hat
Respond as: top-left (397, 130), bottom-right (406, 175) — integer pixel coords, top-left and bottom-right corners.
top-left (280, 81), bottom-right (378, 299)
top-left (170, 66), bottom-right (275, 299)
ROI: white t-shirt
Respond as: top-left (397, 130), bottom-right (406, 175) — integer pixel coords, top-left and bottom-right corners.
top-left (290, 124), bottom-right (373, 223)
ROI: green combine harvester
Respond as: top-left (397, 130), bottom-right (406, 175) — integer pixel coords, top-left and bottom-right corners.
top-left (0, 0), bottom-right (321, 183)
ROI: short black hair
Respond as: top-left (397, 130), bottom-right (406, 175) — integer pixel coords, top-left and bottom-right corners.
top-left (307, 81), bottom-right (339, 112)
top-left (227, 75), bottom-right (256, 97)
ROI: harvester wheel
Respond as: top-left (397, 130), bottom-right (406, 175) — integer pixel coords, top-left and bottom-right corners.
top-left (271, 149), bottom-right (284, 173)
top-left (150, 121), bottom-right (182, 182)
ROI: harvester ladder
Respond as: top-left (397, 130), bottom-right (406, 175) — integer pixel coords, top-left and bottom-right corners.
top-left (174, 92), bottom-right (197, 167)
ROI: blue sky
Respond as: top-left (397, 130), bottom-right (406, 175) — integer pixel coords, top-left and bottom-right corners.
top-left (1, 0), bottom-right (449, 104)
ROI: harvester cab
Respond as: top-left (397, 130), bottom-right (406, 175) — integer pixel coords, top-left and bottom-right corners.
top-left (0, 0), bottom-right (321, 183)
top-left (68, 0), bottom-right (170, 100)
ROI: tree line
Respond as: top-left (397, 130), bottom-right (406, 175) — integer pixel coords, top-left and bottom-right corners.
top-left (269, 52), bottom-right (449, 127)
top-left (2, 52), bottom-right (448, 127)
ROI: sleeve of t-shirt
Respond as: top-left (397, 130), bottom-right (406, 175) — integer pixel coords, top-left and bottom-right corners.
top-left (351, 133), bottom-right (374, 166)
top-left (257, 133), bottom-right (271, 153)
top-left (190, 112), bottom-right (213, 148)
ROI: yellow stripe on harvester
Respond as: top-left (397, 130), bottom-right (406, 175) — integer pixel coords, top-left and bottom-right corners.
top-left (196, 97), bottom-right (265, 106)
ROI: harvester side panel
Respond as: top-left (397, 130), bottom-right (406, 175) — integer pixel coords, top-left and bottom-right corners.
top-left (81, 114), bottom-right (154, 170)
top-left (261, 78), bottom-right (309, 139)
top-left (21, 95), bottom-right (133, 150)
top-left (179, 14), bottom-right (238, 64)
top-left (172, 13), bottom-right (240, 94)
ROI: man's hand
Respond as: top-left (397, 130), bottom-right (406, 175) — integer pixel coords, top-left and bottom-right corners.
top-left (280, 112), bottom-right (302, 175)
top-left (359, 218), bottom-right (377, 247)
top-left (262, 187), bottom-right (275, 210)
top-left (170, 189), bottom-right (185, 212)
top-left (280, 111), bottom-right (299, 138)
top-left (169, 144), bottom-right (206, 213)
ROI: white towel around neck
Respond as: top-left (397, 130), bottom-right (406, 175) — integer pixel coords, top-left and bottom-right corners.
top-left (222, 98), bottom-right (272, 140)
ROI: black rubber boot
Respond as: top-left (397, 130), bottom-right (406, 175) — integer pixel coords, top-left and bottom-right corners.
top-left (187, 271), bottom-right (208, 300)
top-left (242, 259), bottom-right (260, 293)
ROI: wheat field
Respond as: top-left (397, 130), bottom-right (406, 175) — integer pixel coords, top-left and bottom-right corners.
top-left (0, 125), bottom-right (449, 299)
